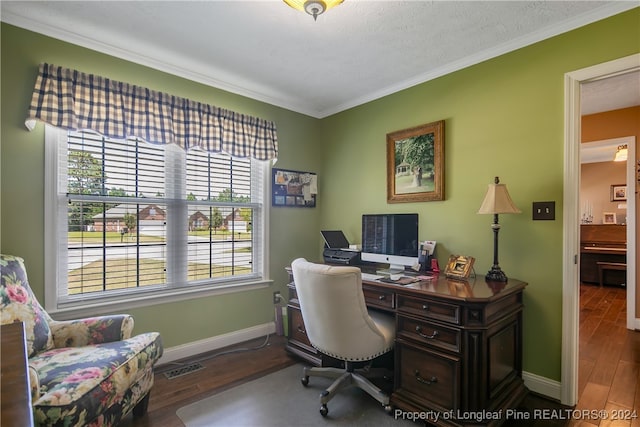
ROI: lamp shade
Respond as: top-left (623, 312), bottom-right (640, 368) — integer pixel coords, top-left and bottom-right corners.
top-left (477, 177), bottom-right (521, 215)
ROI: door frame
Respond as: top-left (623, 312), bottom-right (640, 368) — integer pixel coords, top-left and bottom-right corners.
top-left (562, 53), bottom-right (639, 406)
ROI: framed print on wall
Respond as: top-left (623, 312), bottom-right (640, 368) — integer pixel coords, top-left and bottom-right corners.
top-left (387, 120), bottom-right (444, 203)
top-left (272, 168), bottom-right (317, 208)
top-left (610, 184), bottom-right (627, 202)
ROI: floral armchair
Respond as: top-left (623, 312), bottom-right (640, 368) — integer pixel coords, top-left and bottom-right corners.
top-left (0, 254), bottom-right (163, 426)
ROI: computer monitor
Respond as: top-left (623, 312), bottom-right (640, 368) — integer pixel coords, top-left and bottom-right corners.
top-left (361, 213), bottom-right (419, 274)
top-left (320, 230), bottom-right (350, 249)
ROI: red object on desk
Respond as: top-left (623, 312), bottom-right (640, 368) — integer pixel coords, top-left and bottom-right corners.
top-left (431, 258), bottom-right (440, 273)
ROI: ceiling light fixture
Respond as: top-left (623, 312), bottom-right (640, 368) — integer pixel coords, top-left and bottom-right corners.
top-left (284, 0), bottom-right (344, 21)
top-left (614, 144), bottom-right (628, 162)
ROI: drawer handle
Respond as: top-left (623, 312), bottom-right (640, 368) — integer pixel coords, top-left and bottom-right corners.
top-left (414, 370), bottom-right (438, 385)
top-left (422, 304), bottom-right (429, 311)
top-left (378, 295), bottom-right (387, 301)
top-left (415, 326), bottom-right (438, 339)
top-left (296, 325), bottom-right (306, 334)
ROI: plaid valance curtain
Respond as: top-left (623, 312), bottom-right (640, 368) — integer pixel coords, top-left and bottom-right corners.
top-left (25, 63), bottom-right (278, 160)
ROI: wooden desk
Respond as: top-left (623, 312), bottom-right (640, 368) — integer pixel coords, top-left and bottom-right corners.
top-left (1, 322), bottom-right (34, 427)
top-left (285, 267), bottom-right (528, 426)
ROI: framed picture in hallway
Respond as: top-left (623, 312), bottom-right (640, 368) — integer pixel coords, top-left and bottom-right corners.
top-left (386, 120), bottom-right (444, 203)
top-left (603, 212), bottom-right (617, 224)
top-left (610, 184), bottom-right (626, 202)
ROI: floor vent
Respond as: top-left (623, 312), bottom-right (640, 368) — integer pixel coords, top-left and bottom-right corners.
top-left (163, 362), bottom-right (204, 380)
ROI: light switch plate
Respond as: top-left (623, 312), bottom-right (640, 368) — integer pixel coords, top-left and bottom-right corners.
top-left (532, 201), bottom-right (555, 220)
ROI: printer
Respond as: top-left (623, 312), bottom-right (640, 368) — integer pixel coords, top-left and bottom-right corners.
top-left (320, 230), bottom-right (361, 265)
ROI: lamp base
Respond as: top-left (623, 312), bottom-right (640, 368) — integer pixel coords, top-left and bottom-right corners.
top-left (485, 267), bottom-right (508, 283)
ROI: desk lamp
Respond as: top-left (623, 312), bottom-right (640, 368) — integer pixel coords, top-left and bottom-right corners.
top-left (477, 176), bottom-right (521, 282)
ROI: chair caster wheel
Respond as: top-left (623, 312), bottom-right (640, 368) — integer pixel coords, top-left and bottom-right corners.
top-left (301, 376), bottom-right (309, 386)
top-left (320, 404), bottom-right (328, 417)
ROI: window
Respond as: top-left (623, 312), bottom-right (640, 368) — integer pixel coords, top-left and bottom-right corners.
top-left (45, 126), bottom-right (269, 311)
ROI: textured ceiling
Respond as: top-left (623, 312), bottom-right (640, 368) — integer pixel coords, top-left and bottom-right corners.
top-left (1, 1), bottom-right (638, 118)
top-left (581, 71), bottom-right (640, 116)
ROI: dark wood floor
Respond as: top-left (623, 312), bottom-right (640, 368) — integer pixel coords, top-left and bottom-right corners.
top-left (122, 283), bottom-right (639, 427)
top-left (571, 283), bottom-right (640, 427)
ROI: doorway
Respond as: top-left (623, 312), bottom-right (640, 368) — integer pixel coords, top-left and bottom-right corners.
top-left (562, 54), bottom-right (639, 406)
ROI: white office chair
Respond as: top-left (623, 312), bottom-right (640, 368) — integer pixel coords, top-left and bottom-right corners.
top-left (291, 258), bottom-right (396, 417)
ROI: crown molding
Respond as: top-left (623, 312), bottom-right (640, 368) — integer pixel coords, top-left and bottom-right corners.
top-left (3, 2), bottom-right (637, 119)
top-left (318, 2), bottom-right (639, 118)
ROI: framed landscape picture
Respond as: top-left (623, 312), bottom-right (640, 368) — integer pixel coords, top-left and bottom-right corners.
top-left (386, 120), bottom-right (444, 203)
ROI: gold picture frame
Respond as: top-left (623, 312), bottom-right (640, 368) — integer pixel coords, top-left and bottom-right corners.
top-left (444, 255), bottom-right (475, 280)
top-left (386, 120), bottom-right (444, 203)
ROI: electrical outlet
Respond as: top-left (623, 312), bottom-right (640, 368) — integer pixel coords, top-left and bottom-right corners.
top-left (273, 291), bottom-right (281, 304)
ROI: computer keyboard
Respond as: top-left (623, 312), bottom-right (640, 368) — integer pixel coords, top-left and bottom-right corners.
top-left (361, 272), bottom-right (384, 281)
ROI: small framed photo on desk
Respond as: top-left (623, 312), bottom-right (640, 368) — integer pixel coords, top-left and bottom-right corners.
top-left (445, 255), bottom-right (475, 280)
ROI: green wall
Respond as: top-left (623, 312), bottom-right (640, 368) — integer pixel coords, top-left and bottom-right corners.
top-left (1, 8), bottom-right (639, 383)
top-left (318, 9), bottom-right (639, 380)
top-left (0, 23), bottom-right (322, 347)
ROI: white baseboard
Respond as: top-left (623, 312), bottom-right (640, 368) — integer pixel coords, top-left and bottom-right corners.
top-left (523, 370), bottom-right (561, 401)
top-left (158, 322), bottom-right (276, 366)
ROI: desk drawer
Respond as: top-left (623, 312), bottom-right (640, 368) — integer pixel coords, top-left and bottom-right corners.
top-left (396, 341), bottom-right (460, 411)
top-left (363, 286), bottom-right (395, 310)
top-left (397, 294), bottom-right (460, 325)
top-left (288, 305), bottom-right (312, 347)
top-left (397, 315), bottom-right (461, 354)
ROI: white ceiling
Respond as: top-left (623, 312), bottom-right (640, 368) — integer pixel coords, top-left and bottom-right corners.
top-left (581, 70), bottom-right (640, 116)
top-left (1, 1), bottom-right (638, 118)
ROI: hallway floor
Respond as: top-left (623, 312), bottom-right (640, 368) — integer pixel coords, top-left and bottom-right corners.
top-left (571, 283), bottom-right (640, 426)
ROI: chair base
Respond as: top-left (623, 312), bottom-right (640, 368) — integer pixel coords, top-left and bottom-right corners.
top-left (301, 362), bottom-right (393, 417)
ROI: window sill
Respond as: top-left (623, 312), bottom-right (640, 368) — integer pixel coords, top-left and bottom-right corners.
top-left (48, 278), bottom-right (274, 321)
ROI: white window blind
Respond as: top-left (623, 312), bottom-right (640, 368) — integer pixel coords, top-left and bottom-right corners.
top-left (45, 125), bottom-right (267, 311)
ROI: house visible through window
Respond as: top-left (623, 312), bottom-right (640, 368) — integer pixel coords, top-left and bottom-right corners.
top-left (46, 126), bottom-right (267, 310)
